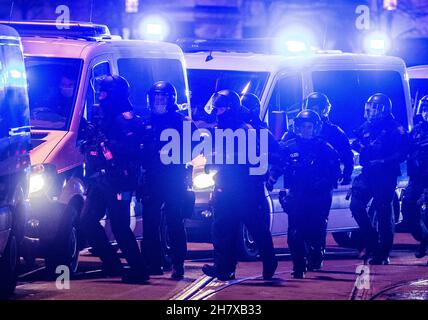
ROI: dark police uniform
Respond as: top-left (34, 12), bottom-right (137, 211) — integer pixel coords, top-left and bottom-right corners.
top-left (303, 92), bottom-right (354, 185)
top-left (319, 118), bottom-right (354, 184)
top-left (271, 131), bottom-right (340, 277)
top-left (350, 114), bottom-right (408, 264)
top-left (79, 76), bottom-right (148, 282)
top-left (203, 90), bottom-right (277, 281)
top-left (402, 119), bottom-right (428, 256)
top-left (140, 81), bottom-right (195, 280)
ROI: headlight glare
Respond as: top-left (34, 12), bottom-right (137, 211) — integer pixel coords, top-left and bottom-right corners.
top-left (29, 174), bottom-right (45, 194)
top-left (193, 171), bottom-right (216, 190)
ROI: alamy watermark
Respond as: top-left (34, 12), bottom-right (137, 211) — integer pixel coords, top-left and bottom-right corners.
top-left (55, 5), bottom-right (70, 29)
top-left (55, 265), bottom-right (70, 290)
top-left (355, 265), bottom-right (370, 290)
top-left (159, 122), bottom-right (269, 176)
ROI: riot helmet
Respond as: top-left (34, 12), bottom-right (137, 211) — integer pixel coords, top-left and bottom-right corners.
top-left (98, 75), bottom-right (132, 118)
top-left (417, 95), bottom-right (428, 122)
top-left (147, 81), bottom-right (178, 115)
top-left (241, 93), bottom-right (261, 120)
top-left (205, 89), bottom-right (241, 117)
top-left (294, 110), bottom-right (322, 139)
top-left (304, 92), bottom-right (331, 118)
top-left (364, 93), bottom-right (392, 122)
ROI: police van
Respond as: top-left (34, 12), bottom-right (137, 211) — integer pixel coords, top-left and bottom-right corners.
top-left (0, 24), bottom-right (31, 297)
top-left (0, 21), bottom-right (190, 275)
top-left (181, 39), bottom-right (413, 259)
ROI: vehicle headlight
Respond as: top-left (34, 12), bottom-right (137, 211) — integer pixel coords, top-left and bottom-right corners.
top-left (28, 164), bottom-right (57, 196)
top-left (29, 173), bottom-right (45, 194)
top-left (193, 171), bottom-right (216, 190)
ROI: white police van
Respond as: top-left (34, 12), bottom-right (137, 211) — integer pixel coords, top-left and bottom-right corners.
top-left (181, 39), bottom-right (412, 259)
top-left (0, 24), bottom-right (31, 297)
top-left (0, 21), bottom-right (190, 275)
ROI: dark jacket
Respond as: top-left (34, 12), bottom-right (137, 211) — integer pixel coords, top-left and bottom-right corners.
top-left (320, 118), bottom-right (354, 180)
top-left (351, 115), bottom-right (409, 177)
top-left (271, 136), bottom-right (341, 195)
top-left (82, 109), bottom-right (143, 192)
top-left (407, 121), bottom-right (428, 182)
top-left (140, 108), bottom-right (196, 189)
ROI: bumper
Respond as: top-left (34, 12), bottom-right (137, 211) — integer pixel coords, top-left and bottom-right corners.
top-left (22, 196), bottom-right (67, 256)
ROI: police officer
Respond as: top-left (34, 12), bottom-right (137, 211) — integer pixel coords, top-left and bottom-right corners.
top-left (240, 93), bottom-right (263, 128)
top-left (79, 75), bottom-right (149, 284)
top-left (350, 93), bottom-right (408, 265)
top-left (267, 110), bottom-right (340, 278)
top-left (304, 92), bottom-right (354, 185)
top-left (402, 95), bottom-right (428, 259)
top-left (241, 93), bottom-right (281, 164)
top-left (202, 90), bottom-right (277, 281)
top-left (140, 81), bottom-right (193, 280)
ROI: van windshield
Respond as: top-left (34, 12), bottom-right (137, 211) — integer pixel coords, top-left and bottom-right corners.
top-left (312, 70), bottom-right (408, 137)
top-left (25, 57), bottom-right (82, 130)
top-left (118, 58), bottom-right (188, 115)
top-left (187, 69), bottom-right (269, 119)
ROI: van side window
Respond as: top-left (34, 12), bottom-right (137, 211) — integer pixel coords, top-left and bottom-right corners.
top-left (84, 62), bottom-right (110, 122)
top-left (267, 75), bottom-right (303, 139)
top-left (312, 70), bottom-right (408, 137)
top-left (118, 58), bottom-right (187, 116)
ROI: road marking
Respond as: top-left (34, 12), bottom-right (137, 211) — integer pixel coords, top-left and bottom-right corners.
top-left (17, 266), bottom-right (46, 279)
top-left (172, 270), bottom-right (291, 301)
top-left (171, 275), bottom-right (214, 300)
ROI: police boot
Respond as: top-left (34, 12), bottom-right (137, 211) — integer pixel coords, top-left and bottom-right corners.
top-left (263, 259), bottom-right (278, 280)
top-left (291, 270), bottom-right (305, 279)
top-left (415, 242), bottom-right (427, 259)
top-left (369, 257), bottom-right (390, 265)
top-left (101, 263), bottom-right (123, 278)
top-left (171, 264), bottom-right (184, 281)
top-left (307, 250), bottom-right (324, 271)
top-left (148, 266), bottom-right (164, 276)
top-left (121, 269), bottom-right (150, 284)
top-left (202, 264), bottom-right (235, 281)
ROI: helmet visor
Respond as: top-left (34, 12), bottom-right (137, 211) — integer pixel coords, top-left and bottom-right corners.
top-left (294, 120), bottom-right (315, 139)
top-left (150, 93), bottom-right (169, 115)
top-left (364, 102), bottom-right (382, 120)
top-left (204, 92), bottom-right (228, 115)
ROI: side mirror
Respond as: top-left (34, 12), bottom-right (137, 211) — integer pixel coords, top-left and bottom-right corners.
top-left (270, 110), bottom-right (288, 140)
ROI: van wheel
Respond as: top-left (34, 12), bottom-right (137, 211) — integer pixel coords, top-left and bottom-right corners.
top-left (0, 232), bottom-right (19, 298)
top-left (237, 224), bottom-right (259, 261)
top-left (45, 207), bottom-right (79, 278)
top-left (332, 230), bottom-right (364, 249)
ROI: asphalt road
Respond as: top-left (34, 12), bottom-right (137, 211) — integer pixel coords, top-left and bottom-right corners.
top-left (11, 233), bottom-right (428, 300)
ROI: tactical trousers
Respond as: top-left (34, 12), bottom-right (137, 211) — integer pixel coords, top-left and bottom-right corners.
top-left (141, 186), bottom-right (187, 272)
top-left (80, 175), bottom-right (147, 274)
top-left (211, 187), bottom-right (276, 275)
top-left (402, 179), bottom-right (428, 244)
top-left (286, 191), bottom-right (332, 272)
top-left (350, 173), bottom-right (397, 259)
